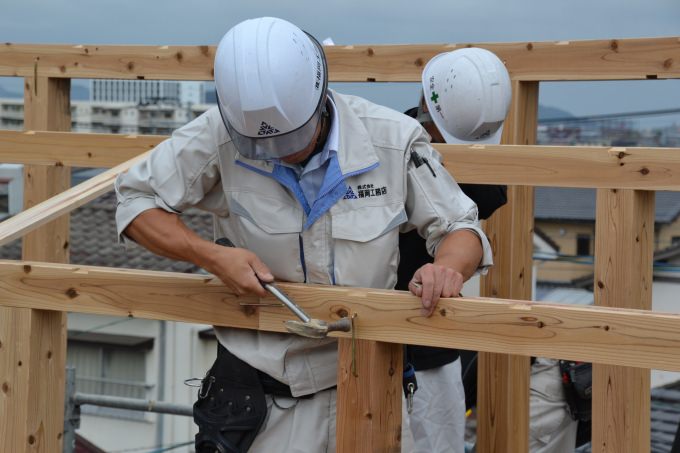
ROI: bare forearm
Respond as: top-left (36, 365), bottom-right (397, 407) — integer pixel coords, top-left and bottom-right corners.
top-left (124, 208), bottom-right (216, 269)
top-left (433, 229), bottom-right (483, 281)
top-left (124, 208), bottom-right (272, 296)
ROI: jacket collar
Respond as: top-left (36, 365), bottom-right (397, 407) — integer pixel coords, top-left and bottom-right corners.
top-left (329, 90), bottom-right (379, 176)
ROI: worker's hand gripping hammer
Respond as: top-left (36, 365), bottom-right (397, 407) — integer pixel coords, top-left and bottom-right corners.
top-left (215, 238), bottom-right (351, 338)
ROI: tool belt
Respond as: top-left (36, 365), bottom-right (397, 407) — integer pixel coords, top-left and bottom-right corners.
top-left (558, 360), bottom-right (592, 422)
top-left (194, 344), bottom-right (312, 453)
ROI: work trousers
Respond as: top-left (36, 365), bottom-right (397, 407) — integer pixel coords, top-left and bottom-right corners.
top-left (247, 359), bottom-right (466, 452)
top-left (403, 359), bottom-right (466, 453)
top-left (530, 358), bottom-right (579, 453)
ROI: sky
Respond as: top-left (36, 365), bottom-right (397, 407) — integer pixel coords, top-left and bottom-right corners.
top-left (1, 0), bottom-right (679, 119)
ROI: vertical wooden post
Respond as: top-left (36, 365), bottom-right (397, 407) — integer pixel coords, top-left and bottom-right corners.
top-left (0, 76), bottom-right (71, 453)
top-left (477, 80), bottom-right (538, 453)
top-left (336, 339), bottom-right (402, 452)
top-left (592, 189), bottom-right (653, 452)
top-left (22, 76), bottom-right (71, 261)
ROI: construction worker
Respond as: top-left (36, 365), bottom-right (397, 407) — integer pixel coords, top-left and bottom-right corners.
top-left (115, 17), bottom-right (491, 453)
top-left (398, 47), bottom-right (511, 453)
top-left (400, 48), bottom-right (578, 453)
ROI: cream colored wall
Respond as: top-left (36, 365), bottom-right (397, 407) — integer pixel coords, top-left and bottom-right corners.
top-left (651, 280), bottom-right (680, 387)
top-left (535, 221), bottom-right (595, 283)
top-left (535, 215), bottom-right (680, 285)
top-left (68, 314), bottom-right (215, 453)
top-left (657, 217), bottom-right (680, 251)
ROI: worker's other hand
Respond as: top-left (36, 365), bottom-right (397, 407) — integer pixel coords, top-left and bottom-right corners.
top-left (408, 263), bottom-right (464, 317)
top-left (206, 244), bottom-right (273, 297)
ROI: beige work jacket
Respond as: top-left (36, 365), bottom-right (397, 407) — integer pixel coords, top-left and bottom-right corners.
top-left (116, 90), bottom-right (492, 397)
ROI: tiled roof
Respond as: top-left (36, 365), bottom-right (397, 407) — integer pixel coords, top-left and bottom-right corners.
top-left (0, 191), bottom-right (213, 272)
top-left (650, 387), bottom-right (680, 452)
top-left (656, 242), bottom-right (680, 262)
top-left (535, 188), bottom-right (680, 224)
top-left (534, 225), bottom-right (561, 253)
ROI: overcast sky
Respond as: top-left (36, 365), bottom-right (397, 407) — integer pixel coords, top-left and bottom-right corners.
top-left (1, 0), bottom-right (679, 118)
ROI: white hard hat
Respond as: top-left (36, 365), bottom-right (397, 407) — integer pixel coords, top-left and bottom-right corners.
top-left (214, 17), bottom-right (328, 160)
top-left (421, 48), bottom-right (511, 144)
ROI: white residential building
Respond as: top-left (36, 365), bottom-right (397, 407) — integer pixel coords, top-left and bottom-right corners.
top-left (179, 81), bottom-right (203, 106)
top-left (90, 80), bottom-right (181, 104)
top-left (0, 98), bottom-right (23, 130)
top-left (0, 98), bottom-right (191, 135)
top-left (67, 314), bottom-right (216, 453)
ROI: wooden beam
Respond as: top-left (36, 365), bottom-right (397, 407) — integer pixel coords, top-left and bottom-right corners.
top-left (476, 189), bottom-right (532, 453)
top-left (0, 76), bottom-right (71, 453)
top-left (477, 80), bottom-right (538, 453)
top-left (0, 306), bottom-right (67, 453)
top-left (0, 43), bottom-right (216, 80)
top-left (21, 77), bottom-right (72, 262)
top-left (0, 130), bottom-right (163, 168)
top-left (1, 261), bottom-right (680, 371)
top-left (20, 76), bottom-right (70, 453)
top-left (336, 339), bottom-right (402, 453)
top-left (437, 143), bottom-right (680, 190)
top-left (0, 306), bottom-right (28, 450)
top-left (326, 38), bottom-right (680, 82)
top-left (0, 37), bottom-right (678, 81)
top-left (0, 150), bottom-right (151, 247)
top-left (3, 130), bottom-right (680, 190)
top-left (477, 352), bottom-right (531, 452)
top-left (592, 189), bottom-right (654, 453)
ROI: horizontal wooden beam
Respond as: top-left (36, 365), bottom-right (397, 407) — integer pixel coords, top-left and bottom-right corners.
top-left (0, 151), bottom-right (150, 247)
top-left (0, 37), bottom-right (678, 81)
top-left (0, 43), bottom-right (216, 80)
top-left (327, 38), bottom-right (680, 82)
top-left (438, 143), bottom-right (680, 190)
top-left (0, 130), bottom-right (163, 167)
top-left (2, 131), bottom-right (679, 191)
top-left (2, 260), bottom-right (680, 371)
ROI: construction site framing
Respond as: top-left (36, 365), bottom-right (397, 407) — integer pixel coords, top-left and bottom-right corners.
top-left (1, 36), bottom-right (680, 452)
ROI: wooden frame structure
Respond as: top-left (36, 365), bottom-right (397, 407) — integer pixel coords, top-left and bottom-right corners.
top-left (0, 36), bottom-right (679, 452)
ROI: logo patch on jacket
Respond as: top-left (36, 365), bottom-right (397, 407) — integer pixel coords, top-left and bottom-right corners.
top-left (344, 184), bottom-right (387, 199)
top-left (343, 186), bottom-right (358, 199)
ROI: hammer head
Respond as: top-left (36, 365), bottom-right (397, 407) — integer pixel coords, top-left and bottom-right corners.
top-left (284, 317), bottom-right (352, 338)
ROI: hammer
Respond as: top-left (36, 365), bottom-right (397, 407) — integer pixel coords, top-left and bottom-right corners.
top-left (216, 238), bottom-right (351, 338)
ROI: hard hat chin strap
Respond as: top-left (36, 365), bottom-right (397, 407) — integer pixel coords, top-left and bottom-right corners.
top-left (305, 101), bottom-right (331, 163)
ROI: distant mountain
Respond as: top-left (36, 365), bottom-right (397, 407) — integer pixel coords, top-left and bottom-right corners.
top-left (538, 105), bottom-right (574, 121)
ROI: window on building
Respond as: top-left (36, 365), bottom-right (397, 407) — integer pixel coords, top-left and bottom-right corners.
top-left (0, 165), bottom-right (23, 217)
top-left (0, 182), bottom-right (8, 216)
top-left (67, 337), bottom-right (152, 420)
top-left (576, 234), bottom-right (591, 256)
top-left (672, 236), bottom-right (680, 246)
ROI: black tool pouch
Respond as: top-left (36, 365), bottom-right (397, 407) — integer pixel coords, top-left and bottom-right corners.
top-left (193, 344), bottom-right (267, 453)
top-left (558, 360), bottom-right (592, 422)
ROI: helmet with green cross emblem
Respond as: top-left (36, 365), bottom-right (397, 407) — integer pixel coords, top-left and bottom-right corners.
top-left (420, 48), bottom-right (511, 144)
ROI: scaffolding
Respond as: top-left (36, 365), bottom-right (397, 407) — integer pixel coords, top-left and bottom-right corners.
top-left (0, 37), bottom-right (679, 452)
